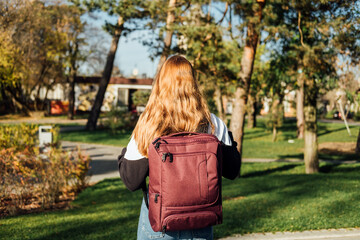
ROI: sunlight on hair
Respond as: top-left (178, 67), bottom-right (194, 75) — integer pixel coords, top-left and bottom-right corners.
top-left (132, 55), bottom-right (214, 157)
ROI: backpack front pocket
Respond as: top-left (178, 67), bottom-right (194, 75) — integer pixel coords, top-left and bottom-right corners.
top-left (162, 211), bottom-right (219, 232)
top-left (161, 152), bottom-right (219, 207)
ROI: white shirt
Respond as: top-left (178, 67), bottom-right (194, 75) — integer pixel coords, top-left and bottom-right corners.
top-left (124, 113), bottom-right (231, 160)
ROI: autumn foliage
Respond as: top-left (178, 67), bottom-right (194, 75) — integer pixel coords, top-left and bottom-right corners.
top-left (0, 125), bottom-right (91, 216)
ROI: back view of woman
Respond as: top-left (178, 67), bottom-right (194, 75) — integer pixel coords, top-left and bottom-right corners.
top-left (118, 55), bottom-right (241, 240)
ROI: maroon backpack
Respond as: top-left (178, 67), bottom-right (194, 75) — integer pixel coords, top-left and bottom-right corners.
top-left (146, 132), bottom-right (223, 233)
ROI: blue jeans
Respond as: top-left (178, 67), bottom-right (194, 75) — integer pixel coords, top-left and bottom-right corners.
top-left (137, 197), bottom-right (213, 240)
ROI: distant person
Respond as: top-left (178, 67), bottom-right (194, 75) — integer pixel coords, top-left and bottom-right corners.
top-left (118, 55), bottom-right (241, 240)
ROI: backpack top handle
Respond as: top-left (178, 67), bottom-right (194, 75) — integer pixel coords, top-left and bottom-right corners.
top-left (166, 132), bottom-right (202, 137)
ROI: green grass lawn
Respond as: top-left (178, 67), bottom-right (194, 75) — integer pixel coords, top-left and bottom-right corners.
top-left (242, 119), bottom-right (359, 160)
top-left (59, 119), bottom-right (360, 161)
top-left (1, 162), bottom-right (360, 240)
top-left (60, 129), bottom-right (132, 146)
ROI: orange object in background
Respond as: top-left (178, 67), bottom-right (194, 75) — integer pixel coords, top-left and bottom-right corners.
top-left (50, 100), bottom-right (69, 115)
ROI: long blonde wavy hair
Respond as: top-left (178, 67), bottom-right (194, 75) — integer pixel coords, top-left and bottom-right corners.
top-left (132, 55), bottom-right (214, 157)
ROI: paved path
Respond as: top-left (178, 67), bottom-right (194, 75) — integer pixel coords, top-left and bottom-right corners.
top-left (61, 141), bottom-right (122, 183)
top-left (221, 228), bottom-right (360, 240)
top-left (61, 141), bottom-right (359, 184)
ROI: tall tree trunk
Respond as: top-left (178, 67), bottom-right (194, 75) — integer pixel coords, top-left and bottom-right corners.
top-left (356, 128), bottom-right (360, 153)
top-left (34, 86), bottom-right (41, 111)
top-left (272, 125), bottom-right (277, 142)
top-left (6, 87), bottom-right (31, 116)
top-left (68, 74), bottom-right (76, 120)
top-left (230, 0), bottom-right (265, 154)
top-left (296, 76), bottom-right (305, 139)
top-left (231, 87), bottom-right (247, 153)
top-left (86, 17), bottom-right (124, 131)
top-left (247, 94), bottom-right (256, 128)
top-left (156, 0), bottom-right (176, 73)
top-left (304, 80), bottom-right (319, 174)
top-left (42, 85), bottom-right (51, 110)
top-left (68, 41), bottom-right (79, 120)
top-left (271, 97), bottom-right (279, 142)
top-left (33, 64), bottom-right (48, 112)
top-left (214, 85), bottom-right (225, 121)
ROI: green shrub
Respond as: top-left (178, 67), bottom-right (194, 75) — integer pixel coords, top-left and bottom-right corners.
top-left (0, 125), bottom-right (90, 216)
top-left (265, 101), bottom-right (284, 142)
top-left (104, 108), bottom-right (138, 134)
top-left (324, 110), bottom-right (336, 120)
top-left (132, 90), bottom-right (151, 106)
top-left (0, 124), bottom-right (38, 151)
top-left (353, 112), bottom-right (360, 121)
top-left (0, 124), bottom-right (60, 151)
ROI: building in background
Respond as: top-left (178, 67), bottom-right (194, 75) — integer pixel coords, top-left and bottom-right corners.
top-left (42, 76), bottom-right (153, 115)
top-left (74, 76), bottom-right (152, 113)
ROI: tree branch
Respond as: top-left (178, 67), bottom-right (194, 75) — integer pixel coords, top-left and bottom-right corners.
top-left (298, 10), bottom-right (305, 48)
top-left (216, 2), bottom-right (228, 25)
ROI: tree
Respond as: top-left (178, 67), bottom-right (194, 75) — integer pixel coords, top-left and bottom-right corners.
top-left (247, 44), bottom-right (268, 128)
top-left (0, 0), bottom-right (85, 115)
top-left (298, 2), bottom-right (359, 173)
top-left (296, 71), bottom-right (305, 139)
top-left (264, 53), bottom-right (295, 142)
top-left (176, 2), bottom-right (240, 122)
top-left (82, 0), bottom-right (147, 130)
top-left (63, 5), bottom-right (86, 120)
top-left (229, 0), bottom-right (266, 155)
top-left (156, 0), bottom-right (177, 72)
top-left (276, 1), bottom-right (360, 173)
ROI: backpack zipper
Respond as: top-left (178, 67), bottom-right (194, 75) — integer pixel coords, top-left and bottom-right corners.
top-left (154, 139), bottom-right (168, 149)
top-left (154, 137), bottom-right (214, 149)
top-left (162, 152), bottom-right (173, 162)
top-left (160, 151), bottom-right (209, 163)
top-left (154, 193), bottom-right (159, 203)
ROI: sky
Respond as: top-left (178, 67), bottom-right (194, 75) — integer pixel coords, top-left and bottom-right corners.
top-left (77, 2), bottom-right (228, 79)
top-left (79, 12), bottom-right (159, 78)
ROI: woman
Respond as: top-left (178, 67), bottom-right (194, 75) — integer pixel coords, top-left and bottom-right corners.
top-left (118, 55), bottom-right (241, 240)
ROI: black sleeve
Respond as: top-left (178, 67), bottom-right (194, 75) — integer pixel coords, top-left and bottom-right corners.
top-left (117, 147), bottom-right (149, 192)
top-left (221, 131), bottom-right (241, 180)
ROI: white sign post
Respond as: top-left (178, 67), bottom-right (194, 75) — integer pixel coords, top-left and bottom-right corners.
top-left (336, 90), bottom-right (351, 136)
top-left (39, 125), bottom-right (53, 148)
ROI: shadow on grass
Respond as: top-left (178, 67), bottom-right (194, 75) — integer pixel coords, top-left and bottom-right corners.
top-left (217, 165), bottom-right (360, 238)
top-left (241, 164), bottom-right (299, 178)
top-left (318, 126), bottom-right (347, 137)
top-left (319, 163), bottom-right (341, 173)
top-left (243, 129), bottom-right (270, 140)
top-left (320, 163), bottom-right (360, 173)
top-left (319, 153), bottom-right (360, 161)
top-left (278, 153), bottom-right (304, 160)
top-left (278, 152), bottom-right (360, 161)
